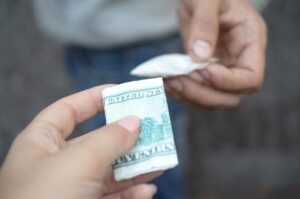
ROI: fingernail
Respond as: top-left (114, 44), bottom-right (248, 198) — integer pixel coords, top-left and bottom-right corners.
top-left (149, 184), bottom-right (158, 195)
top-left (193, 40), bottom-right (211, 60)
top-left (200, 68), bottom-right (210, 81)
top-left (167, 80), bottom-right (183, 92)
top-left (118, 116), bottom-right (140, 133)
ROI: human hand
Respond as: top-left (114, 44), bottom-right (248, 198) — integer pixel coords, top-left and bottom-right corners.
top-left (0, 86), bottom-right (161, 199)
top-left (165, 0), bottom-right (267, 109)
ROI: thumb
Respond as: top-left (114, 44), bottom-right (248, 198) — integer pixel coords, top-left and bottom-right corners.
top-left (187, 0), bottom-right (220, 62)
top-left (68, 115), bottom-right (140, 171)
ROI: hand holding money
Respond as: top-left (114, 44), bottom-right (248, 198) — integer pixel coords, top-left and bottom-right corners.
top-left (0, 86), bottom-right (160, 199)
top-left (102, 78), bottom-right (178, 181)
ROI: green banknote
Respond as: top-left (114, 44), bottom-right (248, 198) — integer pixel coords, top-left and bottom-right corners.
top-left (102, 78), bottom-right (178, 181)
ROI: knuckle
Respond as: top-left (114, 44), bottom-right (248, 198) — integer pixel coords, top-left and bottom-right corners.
top-left (197, 19), bottom-right (218, 36)
top-left (256, 15), bottom-right (268, 37)
top-left (57, 100), bottom-right (78, 123)
top-left (252, 14), bottom-right (268, 36)
top-left (246, 13), bottom-right (267, 43)
top-left (24, 121), bottom-right (60, 144)
top-left (109, 125), bottom-right (130, 143)
top-left (260, 17), bottom-right (268, 33)
top-left (259, 18), bottom-right (268, 46)
top-left (209, 71), bottom-right (226, 88)
top-left (11, 132), bottom-right (27, 148)
top-left (248, 77), bottom-right (263, 92)
top-left (256, 13), bottom-right (267, 27)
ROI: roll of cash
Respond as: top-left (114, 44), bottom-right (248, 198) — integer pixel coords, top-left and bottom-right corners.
top-left (102, 78), bottom-right (178, 181)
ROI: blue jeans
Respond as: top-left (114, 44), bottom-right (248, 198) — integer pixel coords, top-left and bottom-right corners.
top-left (66, 35), bottom-right (187, 199)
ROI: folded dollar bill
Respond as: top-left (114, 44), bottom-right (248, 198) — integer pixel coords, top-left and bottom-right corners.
top-left (102, 78), bottom-right (178, 181)
top-left (130, 53), bottom-right (218, 78)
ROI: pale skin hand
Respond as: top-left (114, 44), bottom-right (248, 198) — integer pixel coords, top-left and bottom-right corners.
top-left (165, 0), bottom-right (267, 109)
top-left (0, 86), bottom-right (161, 199)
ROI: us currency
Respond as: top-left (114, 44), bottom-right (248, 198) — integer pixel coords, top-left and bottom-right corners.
top-left (102, 78), bottom-right (178, 181)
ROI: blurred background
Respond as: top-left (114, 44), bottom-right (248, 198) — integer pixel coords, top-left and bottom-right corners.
top-left (1, 0), bottom-right (300, 198)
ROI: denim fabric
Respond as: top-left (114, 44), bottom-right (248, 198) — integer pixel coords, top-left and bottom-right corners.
top-left (66, 35), bottom-right (187, 199)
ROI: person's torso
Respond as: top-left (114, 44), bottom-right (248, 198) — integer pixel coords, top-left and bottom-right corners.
top-left (33, 0), bottom-right (179, 47)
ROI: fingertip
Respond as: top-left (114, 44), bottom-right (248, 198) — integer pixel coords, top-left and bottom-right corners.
top-left (147, 184), bottom-right (158, 195)
top-left (165, 79), bottom-right (183, 92)
top-left (118, 115), bottom-right (140, 133)
top-left (135, 184), bottom-right (157, 199)
top-left (192, 40), bottom-right (212, 61)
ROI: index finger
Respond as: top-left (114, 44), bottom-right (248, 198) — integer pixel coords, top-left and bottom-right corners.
top-left (30, 85), bottom-right (113, 139)
top-left (204, 42), bottom-right (266, 92)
